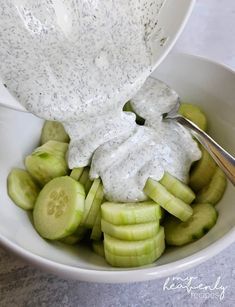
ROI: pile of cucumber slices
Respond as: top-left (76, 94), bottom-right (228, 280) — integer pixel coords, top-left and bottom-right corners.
top-left (7, 103), bottom-right (227, 267)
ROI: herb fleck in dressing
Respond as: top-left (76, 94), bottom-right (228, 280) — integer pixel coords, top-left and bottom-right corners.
top-left (0, 0), bottom-right (200, 202)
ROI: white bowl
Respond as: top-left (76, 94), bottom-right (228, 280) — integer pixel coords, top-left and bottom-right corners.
top-left (0, 0), bottom-right (195, 112)
top-left (0, 53), bottom-right (235, 283)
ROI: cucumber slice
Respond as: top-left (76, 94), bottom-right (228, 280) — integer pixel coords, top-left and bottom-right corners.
top-left (60, 234), bottom-right (79, 245)
top-left (123, 101), bottom-right (145, 125)
top-left (40, 121), bottom-right (69, 144)
top-left (25, 140), bottom-right (68, 186)
top-left (85, 184), bottom-right (104, 228)
top-left (105, 245), bottom-right (164, 267)
top-left (101, 219), bottom-right (159, 241)
top-left (160, 172), bottom-right (195, 204)
top-left (79, 167), bottom-right (92, 194)
top-left (104, 227), bottom-right (164, 256)
top-left (7, 168), bottom-right (40, 210)
top-left (160, 209), bottom-right (165, 222)
top-left (70, 168), bottom-right (84, 181)
top-left (92, 240), bottom-right (105, 257)
top-left (104, 227), bottom-right (165, 267)
top-left (60, 226), bottom-right (87, 245)
top-left (33, 176), bottom-right (85, 240)
top-left (144, 179), bottom-right (193, 222)
top-left (40, 140), bottom-right (68, 156)
top-left (79, 167), bottom-right (89, 186)
top-left (84, 178), bottom-right (93, 195)
top-left (189, 147), bottom-right (217, 192)
top-left (81, 179), bottom-right (101, 225)
top-left (164, 203), bottom-right (218, 246)
top-left (179, 103), bottom-right (207, 131)
top-left (90, 211), bottom-right (102, 240)
top-left (195, 168), bottom-right (227, 205)
top-left (101, 201), bottom-right (162, 225)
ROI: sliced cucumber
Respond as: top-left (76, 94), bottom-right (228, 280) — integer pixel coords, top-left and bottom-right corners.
top-left (104, 227), bottom-right (165, 267)
top-left (90, 211), bottom-right (102, 241)
top-left (81, 179), bottom-right (101, 225)
top-left (189, 147), bottom-right (217, 192)
top-left (79, 167), bottom-right (89, 185)
top-left (104, 227), bottom-right (164, 256)
top-left (179, 103), bottom-right (207, 131)
top-left (123, 101), bottom-right (145, 125)
top-left (195, 168), bottom-right (227, 205)
top-left (40, 140), bottom-right (68, 156)
top-left (85, 184), bottom-right (104, 228)
top-left (101, 201), bottom-right (162, 225)
top-left (84, 177), bottom-right (93, 195)
top-left (160, 172), bottom-right (195, 204)
top-left (7, 168), bottom-right (40, 210)
top-left (70, 168), bottom-right (84, 181)
top-left (92, 240), bottom-right (105, 257)
top-left (101, 219), bottom-right (159, 241)
top-left (40, 120), bottom-right (69, 144)
top-left (60, 234), bottom-right (79, 245)
top-left (60, 226), bottom-right (87, 245)
top-left (105, 246), bottom-right (164, 268)
top-left (79, 167), bottom-right (92, 194)
top-left (25, 140), bottom-right (68, 186)
top-left (164, 203), bottom-right (218, 246)
top-left (144, 179), bottom-right (193, 222)
top-left (33, 176), bottom-right (85, 240)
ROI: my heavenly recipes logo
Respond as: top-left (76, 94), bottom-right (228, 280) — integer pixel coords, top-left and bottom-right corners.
top-left (163, 276), bottom-right (228, 301)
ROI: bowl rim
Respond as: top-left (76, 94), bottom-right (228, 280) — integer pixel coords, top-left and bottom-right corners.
top-left (0, 52), bottom-right (235, 283)
top-left (152, 0), bottom-right (196, 71)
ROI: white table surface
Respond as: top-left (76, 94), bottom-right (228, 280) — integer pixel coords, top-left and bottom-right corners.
top-left (1, 1), bottom-right (235, 306)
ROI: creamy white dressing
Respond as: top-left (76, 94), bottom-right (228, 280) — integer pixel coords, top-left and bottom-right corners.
top-left (91, 78), bottom-right (201, 201)
top-left (0, 0), bottom-right (201, 202)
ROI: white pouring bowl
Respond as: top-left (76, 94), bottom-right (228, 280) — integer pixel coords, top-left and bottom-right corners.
top-left (0, 0), bottom-right (195, 112)
top-left (0, 52), bottom-right (235, 283)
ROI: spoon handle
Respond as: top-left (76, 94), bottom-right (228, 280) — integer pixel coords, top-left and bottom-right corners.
top-left (172, 115), bottom-right (235, 186)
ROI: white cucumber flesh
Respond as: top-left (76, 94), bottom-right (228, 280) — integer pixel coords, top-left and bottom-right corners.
top-left (33, 176), bottom-right (85, 240)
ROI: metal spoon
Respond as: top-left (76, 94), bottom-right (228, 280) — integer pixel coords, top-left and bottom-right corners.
top-left (163, 98), bottom-right (235, 185)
